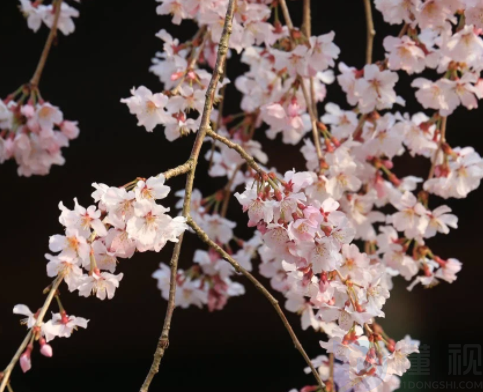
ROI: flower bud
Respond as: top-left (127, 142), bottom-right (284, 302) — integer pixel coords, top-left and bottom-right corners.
top-left (40, 343), bottom-right (53, 358)
top-left (20, 346), bottom-right (32, 373)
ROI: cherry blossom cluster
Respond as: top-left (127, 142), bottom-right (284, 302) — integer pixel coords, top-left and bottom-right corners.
top-left (19, 0), bottom-right (80, 35)
top-left (121, 31), bottom-right (228, 140)
top-left (0, 98), bottom-right (79, 176)
top-left (10, 175), bottom-right (186, 373)
top-left (374, 0), bottom-right (483, 198)
top-left (12, 304), bottom-right (88, 372)
top-left (235, 170), bottom-right (421, 391)
top-left (153, 186), bottom-right (262, 311)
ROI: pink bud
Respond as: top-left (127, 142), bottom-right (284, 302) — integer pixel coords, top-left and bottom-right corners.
top-left (20, 353), bottom-right (31, 373)
top-left (383, 160), bottom-right (394, 169)
top-left (186, 70), bottom-right (197, 81)
top-left (170, 71), bottom-right (184, 81)
top-left (40, 343), bottom-right (53, 358)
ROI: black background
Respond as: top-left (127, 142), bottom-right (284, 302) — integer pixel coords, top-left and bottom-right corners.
top-left (0, 1), bottom-right (482, 391)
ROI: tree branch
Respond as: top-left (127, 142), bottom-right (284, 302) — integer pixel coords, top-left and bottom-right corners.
top-left (427, 116), bottom-right (447, 180)
top-left (220, 163), bottom-right (242, 217)
top-left (139, 1), bottom-right (237, 391)
top-left (162, 161), bottom-right (193, 180)
top-left (30, 0), bottom-right (64, 88)
top-left (300, 80), bottom-right (323, 165)
top-left (279, 0), bottom-right (323, 165)
top-left (185, 217), bottom-right (326, 392)
top-left (279, 0), bottom-right (294, 30)
top-left (363, 0), bottom-right (376, 64)
top-left (205, 129), bottom-right (279, 190)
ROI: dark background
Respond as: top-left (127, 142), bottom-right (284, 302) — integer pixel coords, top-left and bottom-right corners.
top-left (0, 1), bottom-right (482, 391)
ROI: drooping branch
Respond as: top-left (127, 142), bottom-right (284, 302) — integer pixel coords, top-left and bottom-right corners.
top-left (427, 116), bottom-right (448, 180)
top-left (0, 277), bottom-right (64, 392)
top-left (207, 62), bottom-right (228, 169)
top-left (186, 217), bottom-right (326, 392)
top-left (363, 0), bottom-right (376, 64)
top-left (206, 129), bottom-right (279, 191)
top-left (279, 0), bottom-right (294, 30)
top-left (162, 161), bottom-right (193, 180)
top-left (279, 0), bottom-right (323, 166)
top-left (30, 0), bottom-right (64, 88)
top-left (302, 0), bottom-right (318, 116)
top-left (170, 27), bottom-right (208, 96)
top-left (139, 1), bottom-right (237, 391)
top-left (300, 80), bottom-right (324, 165)
top-left (220, 163), bottom-right (242, 217)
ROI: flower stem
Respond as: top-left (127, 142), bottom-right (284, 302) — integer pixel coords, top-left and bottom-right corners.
top-left (363, 0), bottom-right (376, 64)
top-left (30, 0), bottom-right (64, 88)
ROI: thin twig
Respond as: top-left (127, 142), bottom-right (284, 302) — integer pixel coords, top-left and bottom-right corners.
top-left (162, 161), bottom-right (193, 180)
top-left (139, 2), bottom-right (237, 391)
top-left (302, 0), bottom-right (318, 119)
top-left (207, 62), bottom-right (228, 169)
top-left (363, 0), bottom-right (376, 64)
top-left (0, 277), bottom-right (64, 392)
top-left (171, 28), bottom-right (208, 96)
top-left (300, 79), bottom-right (323, 165)
top-left (220, 163), bottom-right (242, 217)
top-left (280, 0), bottom-right (322, 165)
top-left (186, 217), bottom-right (326, 392)
top-left (30, 0), bottom-right (64, 88)
top-left (302, 0), bottom-right (311, 38)
top-left (206, 129), bottom-right (279, 191)
top-left (329, 353), bottom-right (334, 390)
top-left (279, 0), bottom-right (294, 30)
top-left (427, 116), bottom-right (447, 180)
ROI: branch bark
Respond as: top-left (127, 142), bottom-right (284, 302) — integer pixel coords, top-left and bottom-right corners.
top-left (427, 116), bottom-right (447, 180)
top-left (30, 0), bottom-right (64, 88)
top-left (206, 129), bottom-right (274, 183)
top-left (139, 1), bottom-right (237, 391)
top-left (279, 0), bottom-right (323, 165)
top-left (186, 217), bottom-right (326, 392)
top-left (363, 0), bottom-right (376, 65)
top-left (162, 161), bottom-right (193, 180)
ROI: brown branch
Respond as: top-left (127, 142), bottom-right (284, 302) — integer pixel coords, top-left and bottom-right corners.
top-left (0, 277), bottom-right (64, 392)
top-left (207, 62), bottom-right (228, 169)
top-left (171, 27), bottom-right (208, 96)
top-left (186, 217), bottom-right (326, 392)
top-left (328, 353), bottom-right (334, 390)
top-left (427, 116), bottom-right (447, 180)
top-left (205, 129), bottom-right (279, 191)
top-left (139, 1), bottom-right (237, 391)
top-left (302, 0), bottom-right (318, 119)
top-left (30, 0), bottom-right (64, 88)
top-left (363, 0), bottom-right (376, 64)
top-left (280, 0), bottom-right (322, 165)
top-left (279, 0), bottom-right (294, 30)
top-left (220, 163), bottom-right (242, 217)
top-left (162, 161), bottom-right (193, 180)
top-left (302, 0), bottom-right (311, 37)
top-left (300, 0), bottom-right (323, 164)
top-left (300, 80), bottom-right (323, 165)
